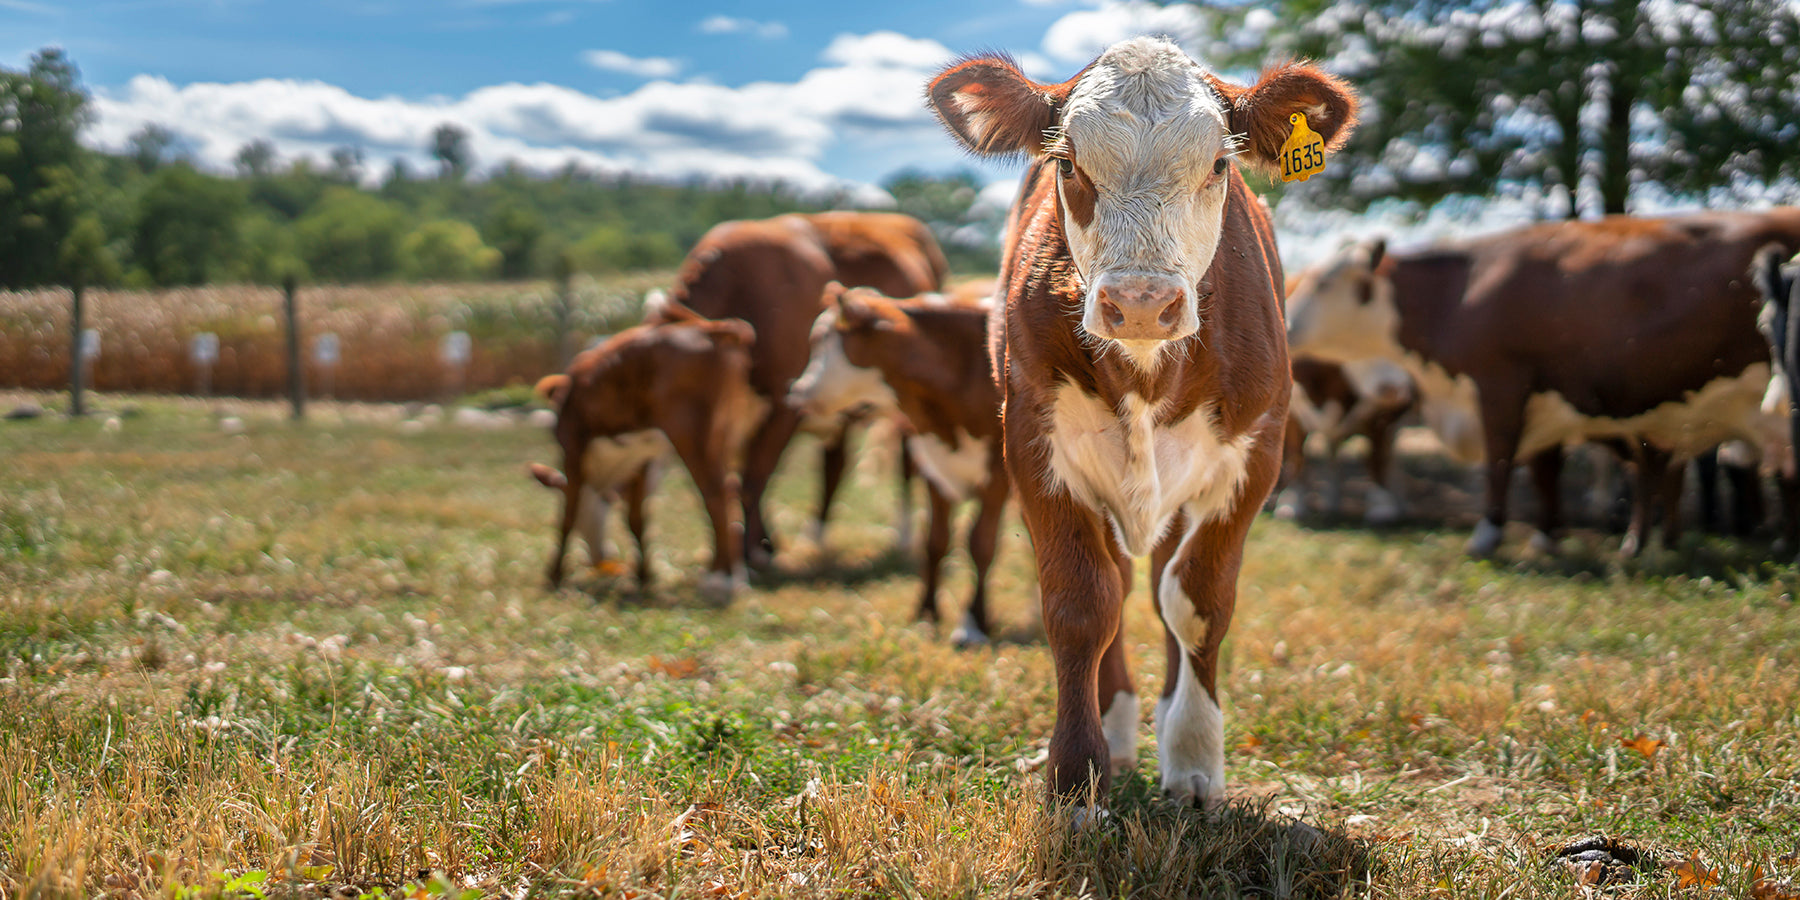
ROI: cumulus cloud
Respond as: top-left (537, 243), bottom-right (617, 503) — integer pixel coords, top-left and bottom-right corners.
top-left (697, 15), bottom-right (788, 39)
top-left (580, 49), bottom-right (682, 79)
top-left (81, 29), bottom-right (980, 201)
top-left (1040, 0), bottom-right (1212, 66)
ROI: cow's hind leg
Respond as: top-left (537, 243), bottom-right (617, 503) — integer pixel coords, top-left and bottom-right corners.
top-left (917, 482), bottom-right (953, 625)
top-left (625, 464), bottom-right (653, 589)
top-left (739, 401), bottom-right (803, 570)
top-left (547, 437), bottom-right (586, 589)
top-left (952, 468), bottom-right (1009, 647)
top-left (1527, 446), bottom-right (1564, 554)
top-left (811, 427), bottom-right (850, 547)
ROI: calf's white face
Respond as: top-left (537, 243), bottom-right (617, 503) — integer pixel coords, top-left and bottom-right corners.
top-left (928, 37), bottom-right (1357, 372)
top-left (1053, 41), bottom-right (1235, 361)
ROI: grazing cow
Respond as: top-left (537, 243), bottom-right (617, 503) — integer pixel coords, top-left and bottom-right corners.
top-left (790, 283), bottom-right (1007, 646)
top-left (653, 212), bottom-right (949, 569)
top-left (1286, 212), bottom-right (1800, 557)
top-left (928, 38), bottom-right (1357, 807)
top-left (1754, 245), bottom-right (1800, 547)
top-left (533, 308), bottom-right (759, 600)
top-left (1275, 356), bottom-right (1415, 525)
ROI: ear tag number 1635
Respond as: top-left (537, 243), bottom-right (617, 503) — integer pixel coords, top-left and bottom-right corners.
top-left (1279, 112), bottom-right (1326, 183)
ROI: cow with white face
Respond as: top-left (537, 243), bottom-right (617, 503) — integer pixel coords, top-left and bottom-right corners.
top-left (928, 38), bottom-right (1357, 809)
top-left (1288, 213), bottom-right (1800, 557)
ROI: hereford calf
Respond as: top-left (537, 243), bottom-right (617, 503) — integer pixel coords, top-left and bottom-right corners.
top-left (533, 310), bottom-right (758, 599)
top-left (655, 212), bottom-right (948, 569)
top-left (789, 283), bottom-right (1007, 646)
top-left (929, 38), bottom-right (1356, 807)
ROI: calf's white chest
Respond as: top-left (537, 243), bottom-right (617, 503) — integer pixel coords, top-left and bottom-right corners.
top-left (1045, 383), bottom-right (1254, 556)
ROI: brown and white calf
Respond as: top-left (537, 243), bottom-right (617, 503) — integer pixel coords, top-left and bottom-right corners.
top-left (1276, 356), bottom-right (1415, 525)
top-left (655, 212), bottom-right (948, 569)
top-left (1285, 214), bottom-right (1800, 557)
top-left (790, 283), bottom-right (1007, 646)
top-left (928, 38), bottom-right (1356, 806)
top-left (533, 309), bottom-right (759, 600)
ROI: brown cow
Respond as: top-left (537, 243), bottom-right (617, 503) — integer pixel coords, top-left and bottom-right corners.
top-left (789, 283), bottom-right (1007, 646)
top-left (652, 212), bottom-right (949, 569)
top-left (928, 38), bottom-right (1356, 807)
top-left (1285, 212), bottom-right (1800, 557)
top-left (1275, 356), bottom-right (1415, 525)
top-left (533, 308), bottom-right (759, 600)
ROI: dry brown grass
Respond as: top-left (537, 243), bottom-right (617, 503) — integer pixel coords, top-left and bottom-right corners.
top-left (3, 393), bottom-right (1799, 899)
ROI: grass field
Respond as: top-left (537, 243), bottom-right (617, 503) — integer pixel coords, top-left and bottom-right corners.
top-left (3, 391), bottom-right (1799, 899)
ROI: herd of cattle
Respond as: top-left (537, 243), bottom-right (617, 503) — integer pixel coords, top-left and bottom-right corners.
top-left (521, 38), bottom-right (1800, 808)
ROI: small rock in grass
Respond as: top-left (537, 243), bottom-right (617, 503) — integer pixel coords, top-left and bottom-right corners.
top-left (5, 404), bottom-right (44, 420)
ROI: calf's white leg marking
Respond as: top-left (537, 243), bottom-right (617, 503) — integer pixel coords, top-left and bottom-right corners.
top-left (949, 609), bottom-right (990, 647)
top-left (1154, 509), bottom-right (1224, 807)
top-left (1101, 688), bottom-right (1139, 774)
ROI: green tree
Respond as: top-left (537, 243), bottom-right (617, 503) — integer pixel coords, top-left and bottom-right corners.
top-left (132, 162), bottom-right (244, 286)
top-left (0, 48), bottom-right (92, 288)
top-left (431, 123), bottom-right (472, 180)
top-left (231, 213), bottom-right (308, 285)
top-left (128, 123), bottom-right (178, 173)
top-left (883, 168), bottom-right (1000, 272)
top-left (482, 200), bottom-right (546, 279)
top-left (569, 223), bottom-right (682, 273)
top-left (234, 139), bottom-right (277, 178)
top-left (399, 219), bottom-right (500, 280)
top-left (60, 213), bottom-right (120, 287)
top-left (292, 186), bottom-right (409, 282)
top-left (1266, 0), bottom-right (1800, 216)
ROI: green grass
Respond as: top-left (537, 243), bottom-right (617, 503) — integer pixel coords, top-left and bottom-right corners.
top-left (2, 391), bottom-right (1798, 898)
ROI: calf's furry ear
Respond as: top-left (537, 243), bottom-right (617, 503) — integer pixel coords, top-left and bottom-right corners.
top-left (1210, 63), bottom-right (1358, 174)
top-left (928, 55), bottom-right (1076, 157)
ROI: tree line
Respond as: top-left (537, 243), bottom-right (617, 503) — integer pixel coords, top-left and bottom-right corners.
top-left (1, 50), bottom-right (1000, 292)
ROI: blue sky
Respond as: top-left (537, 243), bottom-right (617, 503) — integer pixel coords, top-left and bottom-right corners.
top-left (0, 0), bottom-right (1229, 197)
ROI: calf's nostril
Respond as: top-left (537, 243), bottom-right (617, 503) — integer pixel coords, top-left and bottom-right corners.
top-left (1157, 296), bottom-right (1186, 329)
top-left (1100, 300), bottom-right (1126, 330)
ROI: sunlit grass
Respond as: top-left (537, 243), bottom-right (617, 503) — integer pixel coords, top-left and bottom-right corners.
top-left (2, 391), bottom-right (1798, 898)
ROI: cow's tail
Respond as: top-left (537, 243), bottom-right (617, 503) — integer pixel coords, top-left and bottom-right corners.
top-left (535, 374), bottom-right (572, 407)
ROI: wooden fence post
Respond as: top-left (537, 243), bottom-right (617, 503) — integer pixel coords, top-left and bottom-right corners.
top-left (284, 273), bottom-right (305, 420)
top-left (554, 250), bottom-right (576, 369)
top-left (68, 279), bottom-right (86, 418)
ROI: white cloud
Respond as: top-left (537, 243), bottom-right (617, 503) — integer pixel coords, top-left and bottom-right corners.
top-left (697, 15), bottom-right (788, 39)
top-left (580, 49), bottom-right (681, 79)
top-left (81, 29), bottom-right (980, 201)
top-left (820, 31), bottom-right (953, 70)
top-left (1040, 0), bottom-right (1212, 66)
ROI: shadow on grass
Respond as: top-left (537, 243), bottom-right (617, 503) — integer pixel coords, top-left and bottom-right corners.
top-left (749, 542), bottom-right (919, 591)
top-left (1042, 778), bottom-right (1372, 899)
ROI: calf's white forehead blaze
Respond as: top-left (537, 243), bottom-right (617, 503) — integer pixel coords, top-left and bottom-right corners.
top-left (1055, 39), bottom-right (1234, 355)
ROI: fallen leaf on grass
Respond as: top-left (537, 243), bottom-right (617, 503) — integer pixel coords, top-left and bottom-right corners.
top-left (1621, 734), bottom-right (1664, 761)
top-left (593, 560), bottom-right (632, 577)
top-left (1239, 733), bottom-right (1263, 749)
top-left (1671, 854), bottom-right (1720, 889)
top-left (1753, 876), bottom-right (1800, 900)
top-left (648, 655), bottom-right (701, 679)
top-left (1015, 747), bottom-right (1049, 773)
top-left (671, 801), bottom-right (724, 852)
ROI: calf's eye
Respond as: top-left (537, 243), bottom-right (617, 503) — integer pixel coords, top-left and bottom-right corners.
top-left (1213, 157), bottom-right (1229, 177)
top-left (1057, 156), bottom-right (1074, 179)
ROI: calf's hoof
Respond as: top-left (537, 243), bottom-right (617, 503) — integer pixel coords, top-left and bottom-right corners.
top-left (1161, 771), bottom-right (1223, 810)
top-left (949, 611), bottom-right (990, 648)
top-left (699, 571), bottom-right (736, 607)
top-left (1272, 487), bottom-right (1304, 521)
top-left (1465, 518), bottom-right (1504, 558)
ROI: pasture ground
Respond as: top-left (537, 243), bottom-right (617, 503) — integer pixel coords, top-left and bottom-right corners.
top-left (3, 390), bottom-right (1798, 899)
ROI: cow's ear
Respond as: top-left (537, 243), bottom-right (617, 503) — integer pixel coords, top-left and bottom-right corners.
top-left (1212, 62), bottom-right (1358, 174)
top-left (928, 55), bottom-right (1074, 157)
top-left (1365, 238), bottom-right (1387, 271)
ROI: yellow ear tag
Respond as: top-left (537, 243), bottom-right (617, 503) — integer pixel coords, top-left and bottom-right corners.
top-left (1279, 112), bottom-right (1327, 183)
